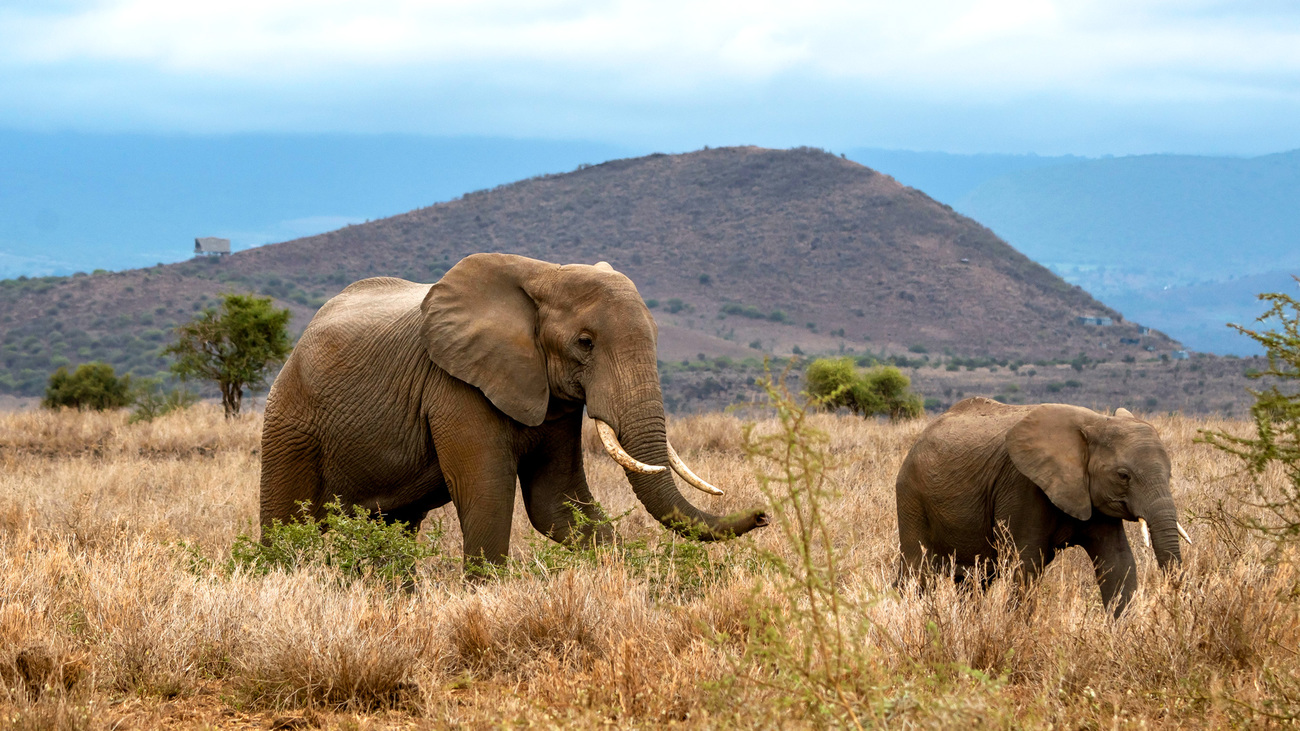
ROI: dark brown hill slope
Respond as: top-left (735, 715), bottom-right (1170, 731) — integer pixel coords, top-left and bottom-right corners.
top-left (0, 146), bottom-right (1178, 398)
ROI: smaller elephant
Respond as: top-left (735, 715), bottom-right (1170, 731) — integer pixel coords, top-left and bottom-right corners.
top-left (895, 397), bottom-right (1191, 615)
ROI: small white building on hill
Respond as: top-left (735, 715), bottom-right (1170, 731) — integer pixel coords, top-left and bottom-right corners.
top-left (194, 237), bottom-right (231, 257)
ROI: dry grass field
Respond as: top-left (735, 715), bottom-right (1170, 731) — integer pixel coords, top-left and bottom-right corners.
top-left (1, 399), bottom-right (1297, 729)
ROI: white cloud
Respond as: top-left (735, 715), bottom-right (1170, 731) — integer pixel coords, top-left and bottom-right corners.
top-left (0, 0), bottom-right (1298, 151)
top-left (3, 0), bottom-right (1297, 92)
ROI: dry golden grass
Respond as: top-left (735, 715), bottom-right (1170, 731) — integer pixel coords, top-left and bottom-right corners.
top-left (0, 403), bottom-right (1296, 729)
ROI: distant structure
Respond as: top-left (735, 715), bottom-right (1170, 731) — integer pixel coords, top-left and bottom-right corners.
top-left (1172, 350), bottom-right (1190, 360)
top-left (1076, 315), bottom-right (1114, 326)
top-left (194, 237), bottom-right (231, 257)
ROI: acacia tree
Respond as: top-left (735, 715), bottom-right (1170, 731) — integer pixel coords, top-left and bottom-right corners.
top-left (164, 293), bottom-right (292, 418)
top-left (1200, 282), bottom-right (1300, 540)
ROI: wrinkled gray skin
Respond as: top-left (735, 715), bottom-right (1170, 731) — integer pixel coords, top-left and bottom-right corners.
top-left (895, 397), bottom-right (1182, 615)
top-left (259, 253), bottom-right (766, 571)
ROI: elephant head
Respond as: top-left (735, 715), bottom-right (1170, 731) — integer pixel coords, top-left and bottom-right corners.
top-left (1006, 404), bottom-right (1187, 569)
top-left (420, 253), bottom-right (766, 541)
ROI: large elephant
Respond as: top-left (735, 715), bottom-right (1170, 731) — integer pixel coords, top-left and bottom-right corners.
top-left (259, 253), bottom-right (767, 570)
top-left (894, 397), bottom-right (1190, 614)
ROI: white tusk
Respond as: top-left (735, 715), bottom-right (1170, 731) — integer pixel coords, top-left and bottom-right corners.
top-left (1177, 522), bottom-right (1193, 545)
top-left (667, 442), bottom-right (725, 496)
top-left (1137, 518), bottom-right (1151, 548)
top-left (592, 419), bottom-right (667, 475)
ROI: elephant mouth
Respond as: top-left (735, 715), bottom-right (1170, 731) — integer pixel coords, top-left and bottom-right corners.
top-left (592, 418), bottom-right (726, 496)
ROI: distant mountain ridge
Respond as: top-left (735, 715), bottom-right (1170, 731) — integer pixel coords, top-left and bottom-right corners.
top-left (849, 147), bottom-right (1300, 354)
top-left (0, 146), bottom-right (1176, 397)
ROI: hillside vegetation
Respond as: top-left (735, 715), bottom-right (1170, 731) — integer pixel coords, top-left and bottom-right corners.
top-left (950, 151), bottom-right (1300, 354)
top-left (0, 404), bottom-right (1295, 727)
top-left (2, 146), bottom-right (1194, 409)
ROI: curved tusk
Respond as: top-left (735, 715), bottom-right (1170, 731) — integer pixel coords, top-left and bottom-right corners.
top-left (592, 419), bottom-right (667, 475)
top-left (1137, 518), bottom-right (1151, 548)
top-left (667, 442), bottom-right (725, 496)
top-left (1177, 522), bottom-right (1193, 545)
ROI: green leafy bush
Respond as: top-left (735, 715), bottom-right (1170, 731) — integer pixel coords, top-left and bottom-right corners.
top-left (229, 499), bottom-right (442, 585)
top-left (42, 362), bottom-right (132, 410)
top-left (1200, 283), bottom-right (1300, 541)
top-left (129, 377), bottom-right (199, 423)
top-left (722, 303), bottom-right (766, 319)
top-left (805, 357), bottom-right (924, 420)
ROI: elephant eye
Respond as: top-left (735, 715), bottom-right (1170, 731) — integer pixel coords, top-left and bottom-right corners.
top-left (1117, 469), bottom-right (1131, 482)
top-left (576, 334), bottom-right (594, 350)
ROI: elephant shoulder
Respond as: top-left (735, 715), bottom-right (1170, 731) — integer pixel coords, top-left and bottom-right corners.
top-left (297, 278), bottom-right (430, 360)
top-left (947, 396), bottom-right (1009, 417)
top-left (915, 397), bottom-right (1029, 449)
top-left (338, 276), bottom-right (420, 295)
top-left (313, 278), bottom-right (430, 323)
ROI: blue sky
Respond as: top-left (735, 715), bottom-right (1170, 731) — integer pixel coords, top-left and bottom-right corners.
top-left (2, 0), bottom-right (1299, 155)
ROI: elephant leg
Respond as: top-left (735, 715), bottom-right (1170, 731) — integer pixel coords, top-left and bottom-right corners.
top-left (259, 421), bottom-right (324, 533)
top-left (1079, 518), bottom-right (1138, 617)
top-left (894, 482), bottom-right (931, 589)
top-left (433, 427), bottom-right (520, 574)
top-left (518, 412), bottom-right (612, 548)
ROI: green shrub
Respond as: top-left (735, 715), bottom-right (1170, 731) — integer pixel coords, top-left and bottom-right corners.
top-left (666, 298), bottom-right (685, 314)
top-left (722, 303), bottom-right (766, 319)
top-left (1199, 285), bottom-right (1300, 542)
top-left (129, 377), bottom-right (199, 423)
top-left (229, 499), bottom-right (441, 585)
top-left (805, 357), bottom-right (924, 420)
top-left (42, 362), bottom-right (132, 410)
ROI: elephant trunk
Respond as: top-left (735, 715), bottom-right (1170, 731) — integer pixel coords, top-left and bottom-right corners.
top-left (608, 391), bottom-right (766, 541)
top-left (1141, 495), bottom-right (1182, 570)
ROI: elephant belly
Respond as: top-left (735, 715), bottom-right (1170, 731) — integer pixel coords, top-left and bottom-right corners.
top-left (922, 498), bottom-right (998, 567)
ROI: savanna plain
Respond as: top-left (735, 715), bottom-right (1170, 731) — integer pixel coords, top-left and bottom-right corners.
top-left (0, 400), bottom-right (1296, 729)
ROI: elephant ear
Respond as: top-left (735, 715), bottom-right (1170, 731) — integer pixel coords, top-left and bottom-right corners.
top-left (1005, 404), bottom-right (1099, 521)
top-left (421, 253), bottom-right (559, 427)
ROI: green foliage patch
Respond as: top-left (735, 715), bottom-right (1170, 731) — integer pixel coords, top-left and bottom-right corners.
top-left (1201, 282), bottom-right (1300, 541)
top-left (804, 357), bottom-right (924, 420)
top-left (129, 377), bottom-right (198, 423)
top-left (165, 293), bottom-right (292, 417)
top-left (230, 499), bottom-right (442, 586)
top-left (42, 362), bottom-right (132, 411)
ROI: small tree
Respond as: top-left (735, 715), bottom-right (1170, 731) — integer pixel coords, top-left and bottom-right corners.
top-left (42, 362), bottom-right (132, 411)
top-left (164, 293), bottom-right (292, 418)
top-left (1201, 283), bottom-right (1300, 540)
top-left (805, 357), bottom-right (924, 420)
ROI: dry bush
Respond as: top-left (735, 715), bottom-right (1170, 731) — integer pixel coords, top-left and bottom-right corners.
top-left (0, 403), bottom-right (1297, 728)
